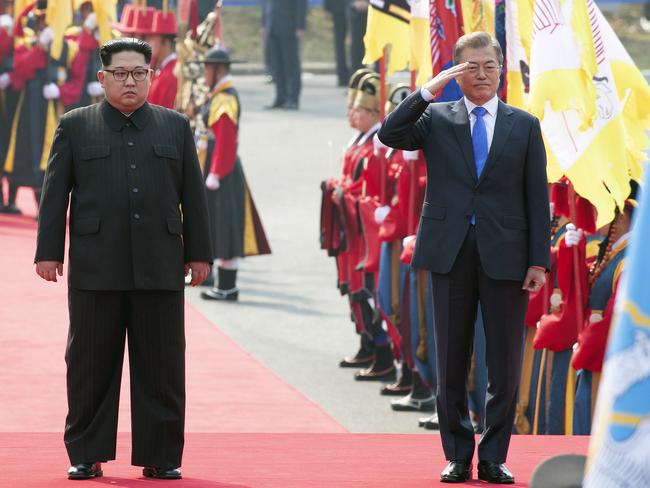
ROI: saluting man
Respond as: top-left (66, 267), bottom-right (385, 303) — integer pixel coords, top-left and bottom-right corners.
top-left (35, 38), bottom-right (212, 481)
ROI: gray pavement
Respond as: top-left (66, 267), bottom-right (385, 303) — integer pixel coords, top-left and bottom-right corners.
top-left (186, 73), bottom-right (436, 434)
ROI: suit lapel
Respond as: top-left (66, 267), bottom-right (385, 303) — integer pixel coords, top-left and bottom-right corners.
top-left (449, 100), bottom-right (477, 182)
top-left (476, 101), bottom-right (515, 187)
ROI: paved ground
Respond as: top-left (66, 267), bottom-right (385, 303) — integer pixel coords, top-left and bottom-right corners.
top-left (186, 73), bottom-right (433, 434)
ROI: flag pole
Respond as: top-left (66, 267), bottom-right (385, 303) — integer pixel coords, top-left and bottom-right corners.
top-left (568, 182), bottom-right (585, 335)
top-left (379, 48), bottom-right (387, 205)
top-left (408, 69), bottom-right (417, 234)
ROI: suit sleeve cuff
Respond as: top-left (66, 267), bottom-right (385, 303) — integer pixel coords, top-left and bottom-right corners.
top-left (420, 87), bottom-right (434, 102)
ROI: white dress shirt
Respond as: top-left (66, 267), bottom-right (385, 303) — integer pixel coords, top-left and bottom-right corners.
top-left (464, 95), bottom-right (499, 151)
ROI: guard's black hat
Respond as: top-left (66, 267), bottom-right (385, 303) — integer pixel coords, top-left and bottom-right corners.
top-left (202, 46), bottom-right (243, 65)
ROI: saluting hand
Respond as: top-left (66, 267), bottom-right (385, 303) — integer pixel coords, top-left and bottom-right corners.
top-left (422, 62), bottom-right (471, 98)
top-left (185, 262), bottom-right (211, 287)
top-left (36, 261), bottom-right (63, 282)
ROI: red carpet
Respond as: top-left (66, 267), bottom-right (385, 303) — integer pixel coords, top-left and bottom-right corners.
top-left (0, 190), bottom-right (589, 486)
top-left (0, 433), bottom-right (589, 488)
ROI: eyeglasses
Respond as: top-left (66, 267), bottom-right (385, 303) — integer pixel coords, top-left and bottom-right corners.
top-left (103, 68), bottom-right (150, 82)
top-left (467, 63), bottom-right (501, 75)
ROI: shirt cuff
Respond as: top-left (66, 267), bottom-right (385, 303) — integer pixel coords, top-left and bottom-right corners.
top-left (420, 87), bottom-right (435, 102)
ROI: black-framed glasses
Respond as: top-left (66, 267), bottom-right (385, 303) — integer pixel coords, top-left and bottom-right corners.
top-left (103, 68), bottom-right (150, 82)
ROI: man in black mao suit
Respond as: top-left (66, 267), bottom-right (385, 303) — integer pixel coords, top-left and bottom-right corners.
top-left (263, 0), bottom-right (307, 109)
top-left (378, 32), bottom-right (550, 484)
top-left (35, 38), bottom-right (212, 481)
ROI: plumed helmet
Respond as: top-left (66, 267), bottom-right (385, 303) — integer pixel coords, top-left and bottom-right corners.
top-left (385, 84), bottom-right (410, 116)
top-left (347, 68), bottom-right (376, 107)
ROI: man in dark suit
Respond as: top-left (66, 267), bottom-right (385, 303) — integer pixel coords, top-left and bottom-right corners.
top-left (324, 0), bottom-right (349, 86)
top-left (263, 0), bottom-right (307, 110)
top-left (35, 38), bottom-right (212, 481)
top-left (378, 32), bottom-right (550, 484)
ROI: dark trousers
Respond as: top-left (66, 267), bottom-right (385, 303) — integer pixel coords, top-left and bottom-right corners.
top-left (349, 8), bottom-right (367, 71)
top-left (64, 288), bottom-right (185, 468)
top-left (430, 227), bottom-right (527, 463)
top-left (267, 32), bottom-right (302, 105)
top-left (330, 9), bottom-right (349, 85)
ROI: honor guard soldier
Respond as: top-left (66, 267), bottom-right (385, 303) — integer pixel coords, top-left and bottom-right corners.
top-left (146, 9), bottom-right (178, 109)
top-left (198, 46), bottom-right (270, 301)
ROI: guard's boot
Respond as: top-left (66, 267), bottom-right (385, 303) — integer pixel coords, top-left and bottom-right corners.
top-left (355, 343), bottom-right (396, 381)
top-left (391, 371), bottom-right (435, 411)
top-left (380, 361), bottom-right (413, 396)
top-left (200, 267), bottom-right (239, 301)
top-left (339, 334), bottom-right (374, 368)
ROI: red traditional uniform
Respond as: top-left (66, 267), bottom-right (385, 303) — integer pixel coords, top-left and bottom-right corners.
top-left (146, 10), bottom-right (178, 109)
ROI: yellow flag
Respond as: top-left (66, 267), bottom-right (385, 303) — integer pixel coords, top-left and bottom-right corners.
top-left (46, 0), bottom-right (74, 60)
top-left (92, 0), bottom-right (118, 45)
top-left (460, 0), bottom-right (495, 35)
top-left (363, 0), bottom-right (411, 74)
top-left (528, 0), bottom-right (649, 227)
top-left (410, 0), bottom-right (432, 85)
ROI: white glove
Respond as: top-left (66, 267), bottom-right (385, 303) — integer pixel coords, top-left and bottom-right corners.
top-left (0, 14), bottom-right (13, 34)
top-left (402, 235), bottom-right (416, 247)
top-left (196, 138), bottom-right (208, 151)
top-left (374, 205), bottom-right (390, 225)
top-left (38, 27), bottom-right (54, 49)
top-left (402, 150), bottom-right (419, 161)
top-left (86, 81), bottom-right (104, 97)
top-left (206, 173), bottom-right (220, 190)
top-left (564, 223), bottom-right (583, 248)
top-left (0, 73), bottom-right (10, 90)
top-left (83, 12), bottom-right (97, 32)
top-left (43, 82), bottom-right (61, 100)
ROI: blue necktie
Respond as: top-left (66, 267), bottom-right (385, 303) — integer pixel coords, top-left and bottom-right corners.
top-left (472, 106), bottom-right (488, 178)
top-left (471, 106), bottom-right (488, 225)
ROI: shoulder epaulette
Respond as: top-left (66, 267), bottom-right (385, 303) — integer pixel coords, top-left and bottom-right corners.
top-left (208, 92), bottom-right (238, 127)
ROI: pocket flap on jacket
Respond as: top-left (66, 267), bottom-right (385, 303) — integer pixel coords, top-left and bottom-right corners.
top-left (167, 217), bottom-right (183, 235)
top-left (73, 217), bottom-right (100, 235)
top-left (154, 144), bottom-right (179, 159)
top-left (81, 145), bottom-right (110, 160)
top-left (503, 216), bottom-right (528, 230)
top-left (421, 203), bottom-right (446, 220)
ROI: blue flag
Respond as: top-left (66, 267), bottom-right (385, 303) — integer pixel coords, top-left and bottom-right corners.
top-left (584, 178), bottom-right (650, 486)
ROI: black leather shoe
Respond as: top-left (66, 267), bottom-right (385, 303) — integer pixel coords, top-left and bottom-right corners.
top-left (440, 460), bottom-right (472, 483)
top-left (143, 466), bottom-right (182, 479)
top-left (419, 412), bottom-right (439, 430)
top-left (1, 204), bottom-right (21, 215)
top-left (282, 101), bottom-right (299, 110)
top-left (68, 462), bottom-right (103, 480)
top-left (339, 354), bottom-right (374, 368)
top-left (200, 288), bottom-right (239, 301)
top-left (264, 101), bottom-right (284, 110)
top-left (477, 461), bottom-right (514, 484)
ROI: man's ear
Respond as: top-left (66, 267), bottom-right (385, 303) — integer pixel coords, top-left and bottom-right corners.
top-left (97, 70), bottom-right (104, 86)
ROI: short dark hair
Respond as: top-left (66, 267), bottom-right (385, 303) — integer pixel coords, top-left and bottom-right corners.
top-left (100, 38), bottom-right (152, 67)
top-left (453, 32), bottom-right (503, 66)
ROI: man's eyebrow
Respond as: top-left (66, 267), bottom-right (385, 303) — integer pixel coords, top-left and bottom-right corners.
top-left (109, 65), bottom-right (149, 70)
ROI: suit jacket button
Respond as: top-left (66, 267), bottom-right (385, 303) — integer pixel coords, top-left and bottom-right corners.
top-left (127, 141), bottom-right (134, 147)
top-left (133, 213), bottom-right (140, 220)
top-left (132, 188), bottom-right (139, 193)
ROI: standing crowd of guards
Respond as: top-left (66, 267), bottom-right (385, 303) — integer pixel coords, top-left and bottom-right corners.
top-left (320, 67), bottom-right (639, 435)
top-left (0, 0), bottom-right (269, 298)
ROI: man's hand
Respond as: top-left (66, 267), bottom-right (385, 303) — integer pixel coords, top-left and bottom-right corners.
top-left (36, 261), bottom-right (64, 282)
top-left (185, 262), bottom-right (211, 286)
top-left (422, 62), bottom-right (470, 97)
top-left (522, 266), bottom-right (546, 293)
top-left (296, 29), bottom-right (305, 40)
